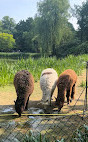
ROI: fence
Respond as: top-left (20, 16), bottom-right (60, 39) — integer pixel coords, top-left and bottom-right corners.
top-left (0, 62), bottom-right (88, 142)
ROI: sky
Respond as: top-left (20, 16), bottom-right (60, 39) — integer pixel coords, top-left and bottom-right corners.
top-left (0, 0), bottom-right (87, 30)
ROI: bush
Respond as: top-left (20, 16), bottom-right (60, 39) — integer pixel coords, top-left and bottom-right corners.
top-left (56, 41), bottom-right (88, 58)
top-left (56, 40), bottom-right (80, 58)
top-left (0, 33), bottom-right (16, 52)
top-left (72, 124), bottom-right (88, 142)
top-left (74, 41), bottom-right (88, 55)
top-left (23, 132), bottom-right (64, 142)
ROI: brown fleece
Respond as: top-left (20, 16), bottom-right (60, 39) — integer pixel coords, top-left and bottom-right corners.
top-left (14, 70), bottom-right (34, 116)
top-left (56, 69), bottom-right (77, 111)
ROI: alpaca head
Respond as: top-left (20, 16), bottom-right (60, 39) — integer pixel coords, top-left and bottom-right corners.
top-left (55, 97), bottom-right (64, 112)
top-left (14, 98), bottom-right (24, 117)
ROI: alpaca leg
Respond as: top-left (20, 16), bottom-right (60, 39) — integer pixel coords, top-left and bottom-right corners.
top-left (51, 83), bottom-right (57, 99)
top-left (47, 92), bottom-right (52, 106)
top-left (66, 90), bottom-right (70, 104)
top-left (66, 87), bottom-right (72, 104)
top-left (71, 84), bottom-right (75, 100)
top-left (49, 94), bottom-right (52, 106)
top-left (49, 89), bottom-right (55, 106)
top-left (25, 96), bottom-right (29, 110)
top-left (69, 87), bottom-right (72, 103)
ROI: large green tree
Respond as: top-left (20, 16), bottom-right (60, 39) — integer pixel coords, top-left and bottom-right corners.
top-left (0, 21), bottom-right (3, 32)
top-left (75, 0), bottom-right (88, 42)
top-left (0, 33), bottom-right (16, 52)
top-left (36, 0), bottom-right (73, 56)
top-left (1, 16), bottom-right (16, 34)
top-left (14, 18), bottom-right (35, 52)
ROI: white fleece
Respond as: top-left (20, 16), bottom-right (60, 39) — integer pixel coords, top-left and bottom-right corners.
top-left (40, 68), bottom-right (58, 105)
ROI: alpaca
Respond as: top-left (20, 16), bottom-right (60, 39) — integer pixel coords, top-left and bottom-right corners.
top-left (40, 68), bottom-right (58, 106)
top-left (55, 69), bottom-right (77, 111)
top-left (14, 70), bottom-right (34, 116)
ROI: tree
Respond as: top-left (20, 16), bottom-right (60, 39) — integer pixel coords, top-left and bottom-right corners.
top-left (0, 21), bottom-right (3, 32)
top-left (0, 33), bottom-right (16, 52)
top-left (36, 0), bottom-right (72, 56)
top-left (14, 18), bottom-right (35, 52)
top-left (2, 16), bottom-right (16, 34)
top-left (75, 1), bottom-right (88, 42)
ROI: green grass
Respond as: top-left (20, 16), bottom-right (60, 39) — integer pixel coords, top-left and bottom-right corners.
top-left (79, 81), bottom-right (86, 87)
top-left (0, 54), bottom-right (88, 86)
top-left (23, 132), bottom-right (64, 142)
top-left (71, 124), bottom-right (88, 142)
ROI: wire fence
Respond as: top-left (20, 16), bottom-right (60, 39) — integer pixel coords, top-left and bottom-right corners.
top-left (0, 109), bottom-right (88, 142)
top-left (0, 62), bottom-right (88, 142)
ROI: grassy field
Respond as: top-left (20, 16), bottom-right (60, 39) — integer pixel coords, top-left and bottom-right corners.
top-left (0, 54), bottom-right (88, 86)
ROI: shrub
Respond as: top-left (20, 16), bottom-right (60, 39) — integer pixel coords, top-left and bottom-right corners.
top-left (23, 132), bottom-right (64, 142)
top-left (75, 41), bottom-right (88, 55)
top-left (72, 124), bottom-right (88, 142)
top-left (0, 33), bottom-right (16, 52)
top-left (56, 40), bottom-right (80, 58)
top-left (79, 81), bottom-right (86, 87)
top-left (56, 41), bottom-right (88, 58)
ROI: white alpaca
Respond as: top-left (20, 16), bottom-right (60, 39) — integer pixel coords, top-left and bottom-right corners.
top-left (40, 68), bottom-right (58, 106)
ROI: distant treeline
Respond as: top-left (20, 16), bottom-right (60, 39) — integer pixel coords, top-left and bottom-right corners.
top-left (0, 0), bottom-right (88, 57)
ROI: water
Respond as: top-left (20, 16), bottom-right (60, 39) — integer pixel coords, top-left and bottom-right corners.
top-left (2, 106), bottom-right (15, 113)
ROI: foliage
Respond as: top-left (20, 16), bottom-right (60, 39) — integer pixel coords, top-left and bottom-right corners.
top-left (72, 124), bottom-right (88, 142)
top-left (23, 132), bottom-right (64, 142)
top-left (1, 16), bottom-right (16, 34)
top-left (56, 40), bottom-right (81, 58)
top-left (0, 0), bottom-right (78, 56)
top-left (0, 54), bottom-right (88, 86)
top-left (0, 21), bottom-right (3, 32)
top-left (36, 0), bottom-right (74, 56)
top-left (0, 33), bottom-right (16, 52)
top-left (13, 18), bottom-right (35, 52)
top-left (0, 1), bottom-right (88, 56)
top-left (74, 41), bottom-right (88, 55)
top-left (79, 81), bottom-right (86, 87)
top-left (75, 1), bottom-right (88, 42)
top-left (56, 41), bottom-right (88, 58)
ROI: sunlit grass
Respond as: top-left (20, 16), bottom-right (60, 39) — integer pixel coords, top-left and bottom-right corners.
top-left (0, 54), bottom-right (88, 86)
top-left (79, 81), bottom-right (86, 87)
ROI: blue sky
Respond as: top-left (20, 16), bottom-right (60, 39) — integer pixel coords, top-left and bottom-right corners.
top-left (0, 0), bottom-right (86, 29)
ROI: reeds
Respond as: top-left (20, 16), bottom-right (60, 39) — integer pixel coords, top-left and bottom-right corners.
top-left (0, 54), bottom-right (88, 86)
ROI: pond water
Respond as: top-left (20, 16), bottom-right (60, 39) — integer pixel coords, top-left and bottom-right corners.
top-left (1, 107), bottom-right (15, 113)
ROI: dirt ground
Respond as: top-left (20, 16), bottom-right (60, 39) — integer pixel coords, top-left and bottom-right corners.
top-left (0, 69), bottom-right (87, 114)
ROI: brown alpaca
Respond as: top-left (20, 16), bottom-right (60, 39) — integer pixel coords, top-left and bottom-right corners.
top-left (14, 70), bottom-right (34, 116)
top-left (55, 69), bottom-right (77, 111)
